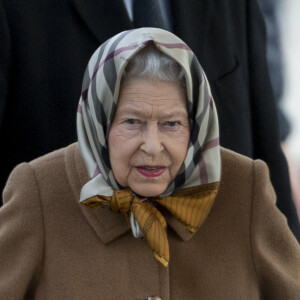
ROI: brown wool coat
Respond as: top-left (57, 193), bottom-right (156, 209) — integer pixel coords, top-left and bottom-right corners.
top-left (0, 143), bottom-right (299, 299)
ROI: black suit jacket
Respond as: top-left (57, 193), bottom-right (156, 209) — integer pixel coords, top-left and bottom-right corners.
top-left (1, 0), bottom-right (299, 239)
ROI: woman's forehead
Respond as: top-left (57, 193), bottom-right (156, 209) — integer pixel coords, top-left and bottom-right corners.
top-left (115, 102), bottom-right (188, 118)
top-left (116, 79), bottom-right (187, 110)
top-left (119, 78), bottom-right (186, 99)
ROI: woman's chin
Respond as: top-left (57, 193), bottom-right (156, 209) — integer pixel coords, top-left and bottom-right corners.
top-left (129, 182), bottom-right (168, 198)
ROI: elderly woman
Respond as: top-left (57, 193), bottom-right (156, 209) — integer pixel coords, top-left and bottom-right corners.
top-left (0, 28), bottom-right (299, 299)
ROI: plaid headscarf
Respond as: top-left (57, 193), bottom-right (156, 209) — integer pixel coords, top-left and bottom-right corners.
top-left (77, 27), bottom-right (220, 204)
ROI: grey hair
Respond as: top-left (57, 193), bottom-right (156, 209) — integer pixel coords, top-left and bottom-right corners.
top-left (122, 42), bottom-right (186, 89)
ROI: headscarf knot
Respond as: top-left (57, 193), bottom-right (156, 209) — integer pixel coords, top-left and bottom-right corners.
top-left (82, 183), bottom-right (219, 267)
top-left (110, 189), bottom-right (134, 214)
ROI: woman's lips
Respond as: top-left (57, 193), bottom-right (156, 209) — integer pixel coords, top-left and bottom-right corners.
top-left (136, 165), bottom-right (166, 178)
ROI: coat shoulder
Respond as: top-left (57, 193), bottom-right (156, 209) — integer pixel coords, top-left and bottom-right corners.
top-left (220, 147), bottom-right (270, 183)
top-left (17, 143), bottom-right (87, 194)
top-left (29, 143), bottom-right (78, 174)
top-left (220, 147), bottom-right (253, 168)
top-left (217, 147), bottom-right (271, 212)
top-left (220, 147), bottom-right (252, 181)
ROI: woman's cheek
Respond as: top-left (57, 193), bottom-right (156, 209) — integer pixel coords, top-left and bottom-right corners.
top-left (165, 127), bottom-right (190, 145)
top-left (109, 124), bottom-right (140, 142)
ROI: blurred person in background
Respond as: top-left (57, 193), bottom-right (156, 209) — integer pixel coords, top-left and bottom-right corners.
top-left (258, 0), bottom-right (300, 221)
top-left (0, 0), bottom-right (299, 240)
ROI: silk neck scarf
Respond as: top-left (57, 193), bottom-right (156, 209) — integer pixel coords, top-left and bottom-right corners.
top-left (77, 28), bottom-right (221, 264)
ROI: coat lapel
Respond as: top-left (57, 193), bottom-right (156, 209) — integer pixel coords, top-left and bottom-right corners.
top-left (65, 143), bottom-right (130, 244)
top-left (70, 0), bottom-right (133, 43)
top-left (171, 0), bottom-right (213, 59)
top-left (70, 0), bottom-right (213, 58)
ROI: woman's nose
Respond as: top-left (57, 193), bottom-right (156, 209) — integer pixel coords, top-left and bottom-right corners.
top-left (140, 124), bottom-right (164, 156)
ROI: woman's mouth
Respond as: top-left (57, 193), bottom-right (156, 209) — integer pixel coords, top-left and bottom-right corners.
top-left (136, 165), bottom-right (166, 178)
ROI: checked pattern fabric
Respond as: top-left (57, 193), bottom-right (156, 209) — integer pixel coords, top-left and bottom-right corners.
top-left (76, 28), bottom-right (221, 266)
top-left (77, 28), bottom-right (220, 200)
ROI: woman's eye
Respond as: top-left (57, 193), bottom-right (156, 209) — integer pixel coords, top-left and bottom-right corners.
top-left (165, 121), bottom-right (180, 127)
top-left (125, 119), bottom-right (139, 125)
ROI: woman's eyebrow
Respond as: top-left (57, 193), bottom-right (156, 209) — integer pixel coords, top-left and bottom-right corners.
top-left (116, 107), bottom-right (147, 117)
top-left (117, 106), bottom-right (187, 118)
top-left (159, 110), bottom-right (188, 118)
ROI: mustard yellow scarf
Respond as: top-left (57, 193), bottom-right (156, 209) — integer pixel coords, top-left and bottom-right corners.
top-left (82, 182), bottom-right (219, 266)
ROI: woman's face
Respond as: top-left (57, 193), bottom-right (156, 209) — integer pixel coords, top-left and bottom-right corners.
top-left (108, 78), bottom-right (190, 197)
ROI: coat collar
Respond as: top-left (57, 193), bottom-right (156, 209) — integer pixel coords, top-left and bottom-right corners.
top-left (65, 143), bottom-right (206, 244)
top-left (65, 143), bottom-right (130, 244)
